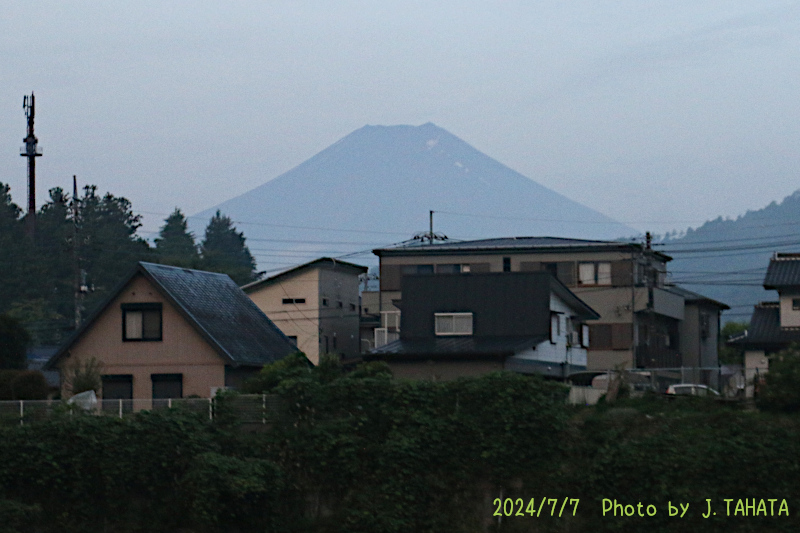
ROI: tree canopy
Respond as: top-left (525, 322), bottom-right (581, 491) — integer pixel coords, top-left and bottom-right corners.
top-left (200, 210), bottom-right (258, 285)
top-left (154, 208), bottom-right (199, 268)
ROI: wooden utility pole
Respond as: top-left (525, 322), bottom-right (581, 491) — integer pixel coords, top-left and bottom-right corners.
top-left (21, 93), bottom-right (42, 239)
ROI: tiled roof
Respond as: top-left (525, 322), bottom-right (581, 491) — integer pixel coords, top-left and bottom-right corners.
top-left (374, 236), bottom-right (671, 260)
top-left (729, 302), bottom-right (800, 348)
top-left (764, 254), bottom-right (800, 289)
top-left (366, 335), bottom-right (546, 360)
top-left (47, 262), bottom-right (298, 369)
top-left (139, 263), bottom-right (297, 366)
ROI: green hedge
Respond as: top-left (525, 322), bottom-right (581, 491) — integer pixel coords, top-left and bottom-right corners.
top-left (0, 372), bottom-right (797, 532)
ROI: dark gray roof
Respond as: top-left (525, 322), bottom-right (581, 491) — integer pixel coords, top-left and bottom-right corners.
top-left (375, 236), bottom-right (671, 261)
top-left (242, 257), bottom-right (367, 293)
top-left (729, 302), bottom-right (800, 349)
top-left (366, 335), bottom-right (547, 360)
top-left (764, 254), bottom-right (800, 289)
top-left (664, 285), bottom-right (730, 310)
top-left (47, 262), bottom-right (298, 370)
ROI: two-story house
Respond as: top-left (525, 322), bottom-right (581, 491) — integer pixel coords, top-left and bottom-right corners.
top-left (243, 257), bottom-right (368, 364)
top-left (365, 271), bottom-right (599, 380)
top-left (730, 253), bottom-right (800, 396)
top-left (45, 262), bottom-right (298, 402)
top-left (372, 237), bottom-right (727, 375)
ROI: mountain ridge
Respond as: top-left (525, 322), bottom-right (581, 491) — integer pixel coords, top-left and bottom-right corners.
top-left (192, 123), bottom-right (636, 273)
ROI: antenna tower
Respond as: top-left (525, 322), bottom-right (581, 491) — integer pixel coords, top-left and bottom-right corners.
top-left (21, 92), bottom-right (42, 238)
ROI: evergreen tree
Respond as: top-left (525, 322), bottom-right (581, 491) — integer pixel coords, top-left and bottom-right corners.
top-left (200, 210), bottom-right (257, 285)
top-left (0, 314), bottom-right (30, 369)
top-left (76, 185), bottom-right (150, 313)
top-left (0, 183), bottom-right (25, 314)
top-left (154, 208), bottom-right (199, 268)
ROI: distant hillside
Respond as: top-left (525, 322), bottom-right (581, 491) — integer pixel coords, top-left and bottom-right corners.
top-left (658, 190), bottom-right (800, 323)
top-left (192, 123), bottom-right (635, 275)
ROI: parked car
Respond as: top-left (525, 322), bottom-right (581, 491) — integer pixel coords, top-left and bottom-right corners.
top-left (665, 384), bottom-right (720, 397)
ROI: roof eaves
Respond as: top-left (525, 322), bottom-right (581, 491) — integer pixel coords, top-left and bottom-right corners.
top-left (44, 262), bottom-right (145, 370)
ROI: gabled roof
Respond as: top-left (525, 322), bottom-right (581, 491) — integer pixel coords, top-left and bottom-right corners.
top-left (664, 285), bottom-right (730, 310)
top-left (764, 253), bottom-right (800, 289)
top-left (728, 302), bottom-right (800, 349)
top-left (374, 236), bottom-right (671, 261)
top-left (46, 262), bottom-right (298, 370)
top-left (241, 257), bottom-right (367, 293)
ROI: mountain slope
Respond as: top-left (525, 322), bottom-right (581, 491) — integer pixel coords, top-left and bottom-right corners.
top-left (659, 190), bottom-right (800, 322)
top-left (192, 123), bottom-right (635, 273)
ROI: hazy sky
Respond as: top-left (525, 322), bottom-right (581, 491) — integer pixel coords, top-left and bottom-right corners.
top-left (3, 1), bottom-right (800, 240)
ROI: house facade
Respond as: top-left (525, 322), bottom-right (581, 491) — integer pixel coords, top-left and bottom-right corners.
top-left (372, 237), bottom-right (727, 375)
top-left (730, 253), bottom-right (800, 396)
top-left (366, 271), bottom-right (599, 380)
top-left (45, 262), bottom-right (298, 402)
top-left (243, 258), bottom-right (367, 364)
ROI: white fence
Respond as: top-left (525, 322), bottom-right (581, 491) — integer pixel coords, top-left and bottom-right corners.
top-left (0, 395), bottom-right (285, 426)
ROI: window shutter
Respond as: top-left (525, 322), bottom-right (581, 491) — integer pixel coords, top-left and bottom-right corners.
top-left (611, 323), bottom-right (633, 350)
top-left (520, 261), bottom-right (540, 272)
top-left (611, 261), bottom-right (633, 287)
top-left (556, 262), bottom-right (575, 286)
top-left (469, 263), bottom-right (491, 273)
top-left (589, 324), bottom-right (612, 349)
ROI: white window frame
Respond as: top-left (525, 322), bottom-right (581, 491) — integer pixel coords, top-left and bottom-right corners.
top-left (434, 312), bottom-right (473, 336)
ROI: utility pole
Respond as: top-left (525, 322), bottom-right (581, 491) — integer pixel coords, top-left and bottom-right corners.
top-left (21, 93), bottom-right (42, 239)
top-left (72, 175), bottom-right (83, 328)
top-left (429, 210), bottom-right (434, 244)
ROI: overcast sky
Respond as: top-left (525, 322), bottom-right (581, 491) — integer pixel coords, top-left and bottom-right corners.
top-left (3, 1), bottom-right (800, 240)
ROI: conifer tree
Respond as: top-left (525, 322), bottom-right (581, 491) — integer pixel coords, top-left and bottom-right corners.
top-left (0, 183), bottom-right (25, 314)
top-left (76, 185), bottom-right (150, 312)
top-left (154, 208), bottom-right (198, 268)
top-left (200, 210), bottom-right (257, 285)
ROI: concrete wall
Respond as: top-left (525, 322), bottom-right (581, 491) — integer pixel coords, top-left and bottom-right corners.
top-left (248, 265), bottom-right (363, 364)
top-left (779, 293), bottom-right (800, 328)
top-left (318, 267), bottom-right (362, 361)
top-left (247, 268), bottom-right (321, 363)
top-left (56, 275), bottom-right (225, 399)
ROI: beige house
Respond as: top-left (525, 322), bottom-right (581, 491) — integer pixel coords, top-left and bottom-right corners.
top-left (372, 237), bottom-right (727, 376)
top-left (45, 262), bottom-right (298, 402)
top-left (243, 258), bottom-right (368, 365)
top-left (730, 253), bottom-right (800, 397)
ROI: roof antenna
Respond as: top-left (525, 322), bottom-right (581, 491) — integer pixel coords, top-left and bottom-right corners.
top-left (411, 210), bottom-right (447, 244)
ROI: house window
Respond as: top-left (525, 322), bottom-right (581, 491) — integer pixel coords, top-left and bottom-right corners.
top-left (581, 324), bottom-right (590, 348)
top-left (152, 374), bottom-right (183, 402)
top-left (435, 312), bottom-right (473, 336)
top-left (349, 303), bottom-right (356, 311)
top-left (503, 257), bottom-right (511, 272)
top-left (287, 335), bottom-right (298, 345)
top-left (282, 298), bottom-right (306, 304)
top-left (793, 299), bottom-right (800, 310)
top-left (402, 264), bottom-right (434, 275)
top-left (322, 298), bottom-right (329, 306)
top-left (101, 375), bottom-right (133, 413)
top-left (338, 301), bottom-right (343, 308)
top-left (578, 262), bottom-right (612, 285)
top-left (122, 303), bottom-right (162, 341)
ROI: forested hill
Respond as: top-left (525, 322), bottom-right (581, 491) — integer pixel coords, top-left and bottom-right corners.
top-left (658, 190), bottom-right (800, 323)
